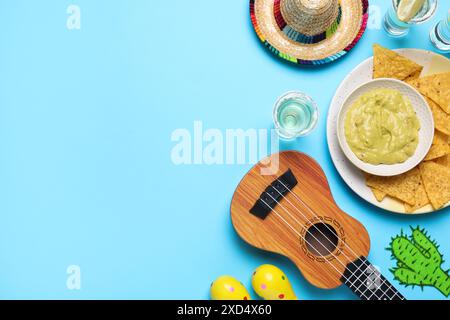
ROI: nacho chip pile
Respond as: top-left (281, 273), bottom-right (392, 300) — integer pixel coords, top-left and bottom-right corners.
top-left (373, 44), bottom-right (423, 81)
top-left (366, 45), bottom-right (450, 213)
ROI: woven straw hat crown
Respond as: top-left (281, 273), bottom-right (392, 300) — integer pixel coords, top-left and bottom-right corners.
top-left (280, 0), bottom-right (340, 36)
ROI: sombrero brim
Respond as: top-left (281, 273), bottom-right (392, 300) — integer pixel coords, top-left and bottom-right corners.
top-left (250, 0), bottom-right (369, 65)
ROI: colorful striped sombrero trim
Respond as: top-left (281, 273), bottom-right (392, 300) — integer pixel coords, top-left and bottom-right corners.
top-left (250, 0), bottom-right (369, 66)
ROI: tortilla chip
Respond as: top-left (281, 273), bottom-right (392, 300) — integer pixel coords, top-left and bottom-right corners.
top-left (419, 162), bottom-right (450, 209)
top-left (403, 178), bottom-right (430, 213)
top-left (404, 69), bottom-right (422, 82)
top-left (409, 72), bottom-right (450, 114)
top-left (407, 81), bottom-right (450, 135)
top-left (371, 188), bottom-right (387, 202)
top-left (424, 131), bottom-right (450, 161)
top-left (373, 44), bottom-right (423, 80)
top-left (362, 171), bottom-right (387, 202)
top-left (404, 203), bottom-right (420, 213)
top-left (426, 97), bottom-right (450, 136)
top-left (435, 154), bottom-right (450, 168)
top-left (366, 168), bottom-right (423, 205)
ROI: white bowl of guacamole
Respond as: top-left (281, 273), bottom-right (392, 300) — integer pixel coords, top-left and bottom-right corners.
top-left (337, 78), bottom-right (434, 177)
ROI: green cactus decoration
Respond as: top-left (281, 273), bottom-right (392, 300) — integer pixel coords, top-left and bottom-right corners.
top-left (387, 226), bottom-right (450, 297)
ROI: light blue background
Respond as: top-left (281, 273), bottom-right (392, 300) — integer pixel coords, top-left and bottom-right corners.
top-left (0, 0), bottom-right (449, 300)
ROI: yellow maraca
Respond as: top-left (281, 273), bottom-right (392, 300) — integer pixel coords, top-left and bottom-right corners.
top-left (210, 276), bottom-right (251, 300)
top-left (252, 265), bottom-right (297, 300)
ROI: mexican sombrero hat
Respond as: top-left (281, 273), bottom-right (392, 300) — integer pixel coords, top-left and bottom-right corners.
top-left (250, 0), bottom-right (368, 65)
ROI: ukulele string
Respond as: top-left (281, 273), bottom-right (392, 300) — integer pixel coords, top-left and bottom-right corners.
top-left (269, 192), bottom-right (389, 300)
top-left (274, 180), bottom-right (404, 300)
top-left (269, 189), bottom-right (397, 300)
top-left (259, 197), bottom-right (377, 301)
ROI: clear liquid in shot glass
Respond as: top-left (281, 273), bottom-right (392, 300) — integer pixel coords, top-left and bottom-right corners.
top-left (273, 92), bottom-right (319, 140)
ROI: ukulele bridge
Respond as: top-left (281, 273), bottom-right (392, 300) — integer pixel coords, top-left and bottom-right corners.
top-left (250, 169), bottom-right (298, 219)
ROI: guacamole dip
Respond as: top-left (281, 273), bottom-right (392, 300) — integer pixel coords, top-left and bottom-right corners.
top-left (344, 88), bottom-right (420, 165)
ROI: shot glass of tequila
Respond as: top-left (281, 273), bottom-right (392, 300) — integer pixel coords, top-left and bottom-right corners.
top-left (430, 10), bottom-right (450, 53)
top-left (273, 91), bottom-right (319, 140)
top-left (383, 0), bottom-right (438, 37)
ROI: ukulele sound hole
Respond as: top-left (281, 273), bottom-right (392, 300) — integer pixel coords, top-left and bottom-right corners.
top-left (305, 223), bottom-right (339, 257)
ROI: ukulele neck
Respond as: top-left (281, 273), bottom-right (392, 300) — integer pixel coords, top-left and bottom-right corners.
top-left (341, 257), bottom-right (405, 301)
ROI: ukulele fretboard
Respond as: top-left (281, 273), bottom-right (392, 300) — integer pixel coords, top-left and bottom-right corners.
top-left (341, 257), bottom-right (405, 300)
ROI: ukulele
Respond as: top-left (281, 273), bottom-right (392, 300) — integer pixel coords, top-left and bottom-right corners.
top-left (231, 151), bottom-right (405, 300)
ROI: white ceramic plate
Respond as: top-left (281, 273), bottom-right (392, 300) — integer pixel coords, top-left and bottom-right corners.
top-left (337, 78), bottom-right (434, 177)
top-left (327, 49), bottom-right (450, 215)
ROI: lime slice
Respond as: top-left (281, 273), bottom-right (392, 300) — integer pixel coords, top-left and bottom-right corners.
top-left (397, 0), bottom-right (426, 22)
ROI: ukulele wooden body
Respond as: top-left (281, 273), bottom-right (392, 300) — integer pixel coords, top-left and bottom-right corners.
top-left (231, 151), bottom-right (370, 289)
